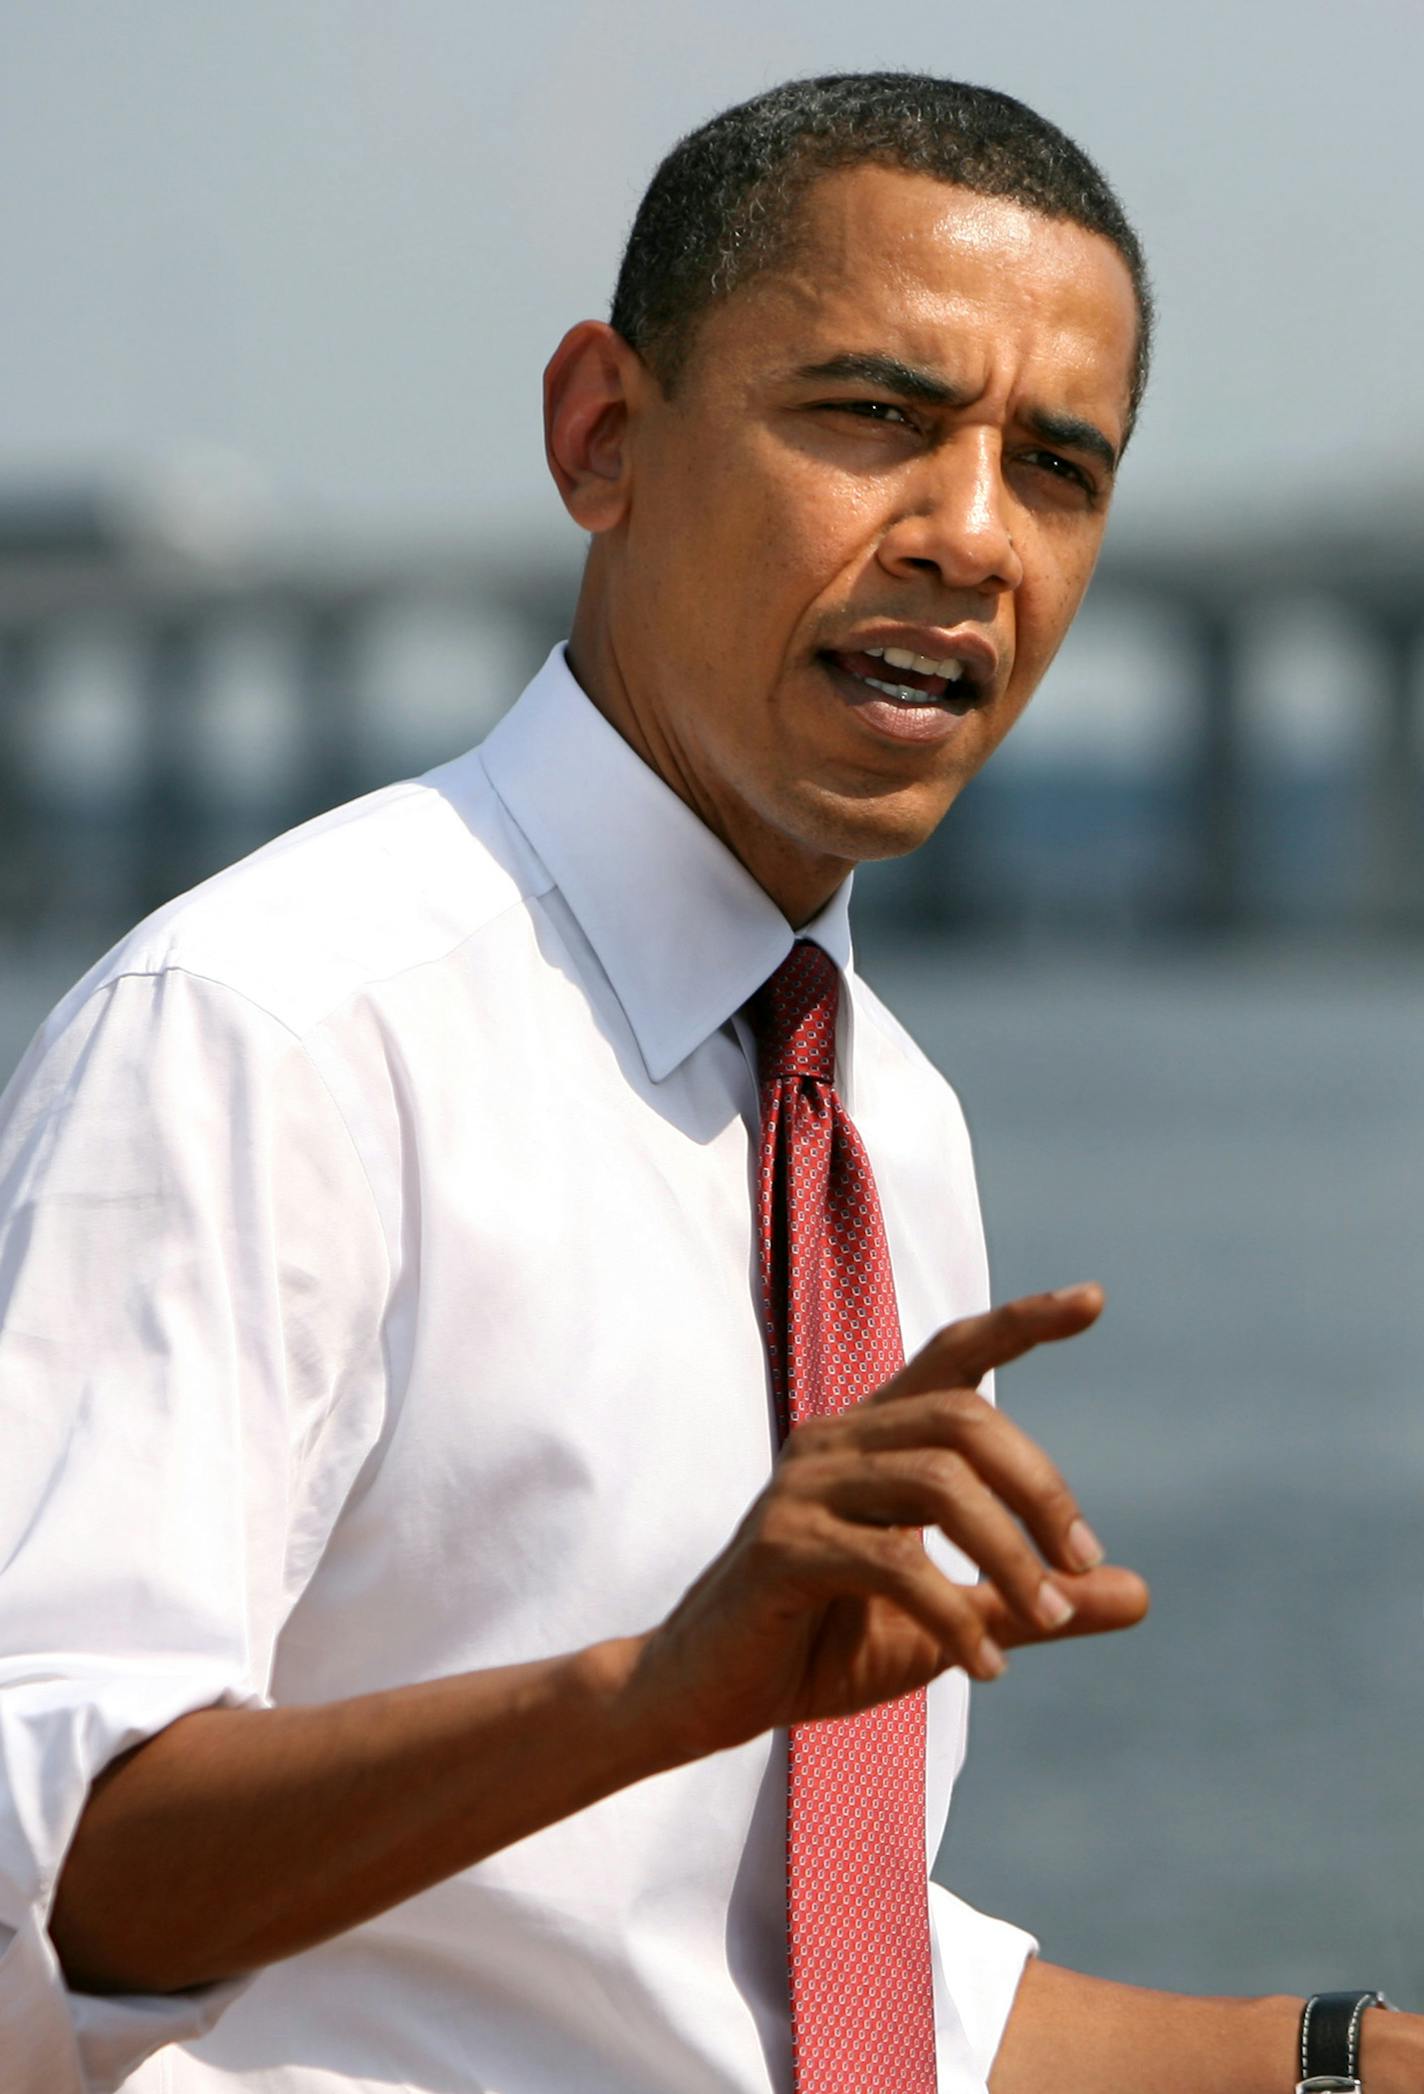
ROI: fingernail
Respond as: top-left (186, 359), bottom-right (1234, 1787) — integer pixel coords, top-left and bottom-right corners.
top-left (977, 1637), bottom-right (1006, 1678)
top-left (1036, 1580), bottom-right (1076, 1630)
top-left (1050, 1283), bottom-right (1097, 1302)
top-left (1067, 1518), bottom-right (1105, 1570)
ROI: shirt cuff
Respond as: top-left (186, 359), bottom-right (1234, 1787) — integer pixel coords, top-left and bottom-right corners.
top-left (0, 1662), bottom-right (264, 2094)
top-left (929, 1878), bottom-right (1038, 2085)
top-left (0, 1905), bottom-right (247, 2094)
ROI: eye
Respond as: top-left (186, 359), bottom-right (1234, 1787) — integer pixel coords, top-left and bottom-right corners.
top-left (1020, 448), bottom-right (1094, 496)
top-left (816, 398), bottom-right (918, 428)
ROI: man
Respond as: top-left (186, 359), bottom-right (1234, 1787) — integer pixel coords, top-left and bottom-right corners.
top-left (0, 70), bottom-right (1417, 2094)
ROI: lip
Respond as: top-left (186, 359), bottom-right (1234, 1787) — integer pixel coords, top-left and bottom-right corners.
top-left (819, 654), bottom-right (984, 747)
top-left (831, 625), bottom-right (1001, 692)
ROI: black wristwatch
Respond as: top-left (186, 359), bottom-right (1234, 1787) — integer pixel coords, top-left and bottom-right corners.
top-left (1296, 1989), bottom-right (1395, 2091)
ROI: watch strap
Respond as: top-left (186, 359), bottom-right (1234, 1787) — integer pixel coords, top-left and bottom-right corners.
top-left (1297, 1988), bottom-right (1394, 2090)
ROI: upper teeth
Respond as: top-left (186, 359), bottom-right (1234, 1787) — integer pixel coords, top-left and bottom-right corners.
top-left (863, 646), bottom-right (965, 682)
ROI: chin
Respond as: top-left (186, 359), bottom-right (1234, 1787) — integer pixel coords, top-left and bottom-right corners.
top-left (787, 780), bottom-right (963, 866)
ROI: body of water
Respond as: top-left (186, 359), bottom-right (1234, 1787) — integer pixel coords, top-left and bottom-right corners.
top-left (864, 939), bottom-right (1424, 2008)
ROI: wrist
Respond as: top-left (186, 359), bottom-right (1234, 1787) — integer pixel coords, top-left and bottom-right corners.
top-left (1290, 1989), bottom-right (1419, 2093)
top-left (1351, 2003), bottom-right (1424, 2093)
top-left (1240, 1994), bottom-right (1316, 2088)
top-left (567, 1633), bottom-right (696, 1787)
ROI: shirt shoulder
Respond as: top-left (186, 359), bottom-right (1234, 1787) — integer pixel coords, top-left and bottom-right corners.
top-left (43, 748), bottom-right (549, 1047)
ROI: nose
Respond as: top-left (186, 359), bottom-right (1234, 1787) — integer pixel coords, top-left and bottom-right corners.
top-left (876, 428), bottom-right (1024, 596)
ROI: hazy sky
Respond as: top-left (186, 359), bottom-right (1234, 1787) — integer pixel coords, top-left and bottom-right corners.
top-left (3, 0), bottom-right (1421, 550)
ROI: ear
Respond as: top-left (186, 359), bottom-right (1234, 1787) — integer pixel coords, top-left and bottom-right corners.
top-left (543, 321), bottom-right (648, 533)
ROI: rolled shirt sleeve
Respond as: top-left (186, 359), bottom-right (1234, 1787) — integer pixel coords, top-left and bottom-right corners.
top-left (930, 1880), bottom-right (1038, 2086)
top-left (0, 967), bottom-right (390, 2092)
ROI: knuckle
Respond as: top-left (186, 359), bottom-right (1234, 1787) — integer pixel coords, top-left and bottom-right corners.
top-left (744, 1511), bottom-right (796, 1574)
top-left (1001, 1541), bottom-right (1050, 1598)
top-left (784, 1417), bottom-right (852, 1469)
top-left (929, 1385), bottom-right (988, 1432)
top-left (911, 1446), bottom-right (972, 1497)
top-left (928, 1320), bottom-right (974, 1365)
top-left (1033, 1472), bottom-right (1078, 1524)
top-left (788, 1416), bottom-right (838, 1458)
top-left (772, 1449), bottom-right (839, 1505)
top-left (875, 1526), bottom-right (929, 1581)
top-left (749, 1488), bottom-right (801, 1547)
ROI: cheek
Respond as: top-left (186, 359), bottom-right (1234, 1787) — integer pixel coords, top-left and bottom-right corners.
top-left (1016, 544), bottom-right (1100, 673)
top-left (630, 422), bottom-right (889, 669)
top-left (700, 483), bottom-right (869, 659)
top-left (729, 419), bottom-right (886, 554)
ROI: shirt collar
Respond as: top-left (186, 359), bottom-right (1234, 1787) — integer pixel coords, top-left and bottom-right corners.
top-left (479, 645), bottom-right (853, 1083)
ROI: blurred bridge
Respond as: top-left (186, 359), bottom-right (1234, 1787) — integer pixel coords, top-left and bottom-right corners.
top-left (0, 489), bottom-right (1420, 955)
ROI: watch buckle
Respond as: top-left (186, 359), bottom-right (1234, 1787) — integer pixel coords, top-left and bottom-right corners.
top-left (1296, 2078), bottom-right (1364, 2092)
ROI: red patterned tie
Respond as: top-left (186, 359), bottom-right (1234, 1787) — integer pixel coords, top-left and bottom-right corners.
top-left (746, 940), bottom-right (938, 2093)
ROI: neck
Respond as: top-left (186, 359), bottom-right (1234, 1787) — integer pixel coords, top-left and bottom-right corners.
top-left (566, 584), bottom-right (851, 929)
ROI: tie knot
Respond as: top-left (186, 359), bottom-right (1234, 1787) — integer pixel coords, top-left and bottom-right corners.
top-left (746, 941), bottom-right (840, 1084)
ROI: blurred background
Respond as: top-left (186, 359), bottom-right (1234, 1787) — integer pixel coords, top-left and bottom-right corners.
top-left (2, 0), bottom-right (1421, 2016)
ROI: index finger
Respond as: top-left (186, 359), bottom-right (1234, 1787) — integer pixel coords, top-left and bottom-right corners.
top-left (875, 1284), bottom-right (1104, 1402)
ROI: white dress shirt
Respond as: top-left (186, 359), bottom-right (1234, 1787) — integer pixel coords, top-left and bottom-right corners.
top-left (0, 645), bottom-right (1034, 2094)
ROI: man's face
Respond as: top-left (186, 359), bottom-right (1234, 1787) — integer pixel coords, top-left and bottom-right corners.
top-left (592, 166), bottom-right (1140, 919)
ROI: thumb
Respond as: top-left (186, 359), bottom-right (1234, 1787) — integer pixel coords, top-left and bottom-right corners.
top-left (969, 1563), bottom-right (1151, 1651)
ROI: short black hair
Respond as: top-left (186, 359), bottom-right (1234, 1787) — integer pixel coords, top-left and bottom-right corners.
top-left (611, 72), bottom-right (1153, 436)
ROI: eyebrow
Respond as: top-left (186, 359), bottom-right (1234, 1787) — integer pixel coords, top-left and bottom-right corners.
top-left (792, 352), bottom-right (971, 408)
top-left (792, 351), bottom-right (1119, 478)
top-left (1024, 406), bottom-right (1119, 478)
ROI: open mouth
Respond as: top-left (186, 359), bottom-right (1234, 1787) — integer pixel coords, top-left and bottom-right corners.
top-left (822, 646), bottom-right (982, 717)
